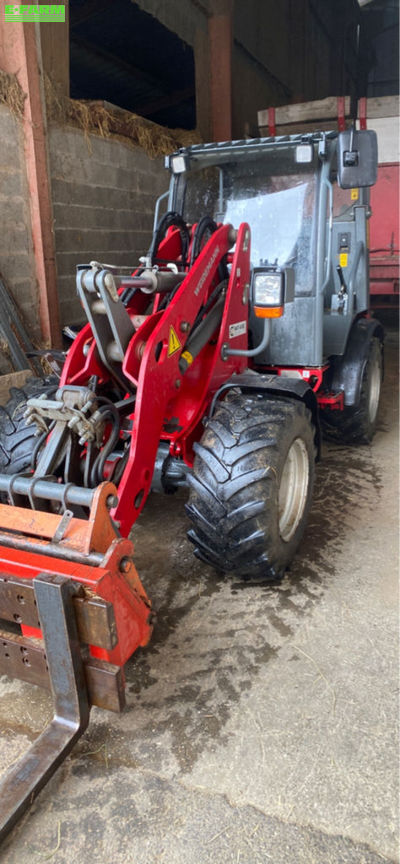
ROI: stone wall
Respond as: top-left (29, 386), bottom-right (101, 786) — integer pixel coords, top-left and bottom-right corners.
top-left (49, 126), bottom-right (168, 326)
top-left (0, 106), bottom-right (169, 342)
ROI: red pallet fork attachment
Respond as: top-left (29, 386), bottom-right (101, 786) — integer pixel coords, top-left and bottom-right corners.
top-left (0, 481), bottom-right (152, 841)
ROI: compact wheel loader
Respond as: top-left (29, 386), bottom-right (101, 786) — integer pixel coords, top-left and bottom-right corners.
top-left (0, 128), bottom-right (382, 837)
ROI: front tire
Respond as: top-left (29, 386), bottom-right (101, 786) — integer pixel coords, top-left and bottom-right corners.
top-left (186, 393), bottom-right (315, 581)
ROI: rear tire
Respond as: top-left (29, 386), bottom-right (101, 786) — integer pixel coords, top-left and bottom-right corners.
top-left (321, 337), bottom-right (383, 444)
top-left (0, 377), bottom-right (58, 475)
top-left (186, 393), bottom-right (315, 581)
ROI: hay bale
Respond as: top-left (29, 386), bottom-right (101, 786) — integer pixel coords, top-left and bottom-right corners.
top-left (0, 69), bottom-right (26, 117)
top-left (44, 76), bottom-right (201, 158)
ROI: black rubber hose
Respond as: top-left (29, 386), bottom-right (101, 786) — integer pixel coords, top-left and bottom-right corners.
top-left (109, 447), bottom-right (129, 486)
top-left (178, 293), bottom-right (225, 374)
top-left (90, 403), bottom-right (121, 486)
top-left (192, 279), bottom-right (228, 332)
top-left (190, 216), bottom-right (217, 266)
top-left (120, 268), bottom-right (144, 304)
top-left (190, 216), bottom-right (229, 282)
top-left (121, 286), bottom-right (138, 307)
top-left (148, 211), bottom-right (190, 268)
top-left (30, 421), bottom-right (56, 471)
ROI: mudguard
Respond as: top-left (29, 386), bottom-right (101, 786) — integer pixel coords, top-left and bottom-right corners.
top-left (208, 370), bottom-right (321, 460)
top-left (329, 317), bottom-right (384, 407)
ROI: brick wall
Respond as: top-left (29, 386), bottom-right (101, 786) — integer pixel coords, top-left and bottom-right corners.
top-left (49, 126), bottom-right (169, 327)
top-left (0, 104), bottom-right (40, 370)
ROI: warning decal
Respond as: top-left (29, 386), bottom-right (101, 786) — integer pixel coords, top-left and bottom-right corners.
top-left (168, 325), bottom-right (182, 357)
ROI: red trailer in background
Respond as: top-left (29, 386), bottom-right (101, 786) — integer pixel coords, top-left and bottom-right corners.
top-left (364, 98), bottom-right (399, 309)
top-left (258, 95), bottom-right (399, 310)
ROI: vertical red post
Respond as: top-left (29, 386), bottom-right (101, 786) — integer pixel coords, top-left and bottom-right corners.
top-left (337, 96), bottom-right (346, 132)
top-left (268, 107), bottom-right (276, 137)
top-left (358, 97), bottom-right (367, 131)
top-left (0, 20), bottom-right (61, 347)
top-left (208, 4), bottom-right (233, 142)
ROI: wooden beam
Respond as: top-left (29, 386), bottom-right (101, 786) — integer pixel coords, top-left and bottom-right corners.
top-left (208, 3), bottom-right (233, 141)
top-left (0, 21), bottom-right (61, 348)
top-left (40, 18), bottom-right (70, 96)
top-left (258, 96), bottom-right (352, 130)
top-left (194, 25), bottom-right (212, 139)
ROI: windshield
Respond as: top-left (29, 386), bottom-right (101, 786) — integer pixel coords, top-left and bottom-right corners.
top-left (174, 147), bottom-right (318, 295)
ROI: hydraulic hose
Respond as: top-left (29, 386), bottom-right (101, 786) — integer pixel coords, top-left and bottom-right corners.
top-left (178, 293), bottom-right (225, 374)
top-left (90, 402), bottom-right (121, 486)
top-left (192, 279), bottom-right (228, 331)
top-left (148, 211), bottom-right (190, 268)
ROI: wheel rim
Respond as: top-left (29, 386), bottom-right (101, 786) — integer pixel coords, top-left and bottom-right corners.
top-left (368, 354), bottom-right (381, 424)
top-left (278, 438), bottom-right (309, 542)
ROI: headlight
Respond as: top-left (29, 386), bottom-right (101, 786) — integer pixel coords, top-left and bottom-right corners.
top-left (252, 269), bottom-right (285, 318)
top-left (170, 155), bottom-right (188, 174)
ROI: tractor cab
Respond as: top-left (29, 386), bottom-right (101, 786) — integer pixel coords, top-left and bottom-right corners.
top-left (164, 131), bottom-right (377, 368)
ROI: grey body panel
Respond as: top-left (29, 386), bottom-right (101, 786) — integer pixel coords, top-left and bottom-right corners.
top-left (323, 206), bottom-right (369, 358)
top-left (251, 297), bottom-right (318, 366)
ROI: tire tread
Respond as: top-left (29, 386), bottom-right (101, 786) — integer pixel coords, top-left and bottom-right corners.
top-left (186, 393), bottom-right (315, 580)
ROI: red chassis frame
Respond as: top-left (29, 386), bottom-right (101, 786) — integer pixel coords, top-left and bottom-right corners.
top-left (265, 364), bottom-right (345, 411)
top-left (60, 222), bottom-right (251, 537)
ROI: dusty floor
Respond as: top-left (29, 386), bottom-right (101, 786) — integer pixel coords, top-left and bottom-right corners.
top-left (0, 327), bottom-right (398, 864)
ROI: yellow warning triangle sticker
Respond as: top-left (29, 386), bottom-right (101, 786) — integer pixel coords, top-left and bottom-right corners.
top-left (168, 325), bottom-right (181, 357)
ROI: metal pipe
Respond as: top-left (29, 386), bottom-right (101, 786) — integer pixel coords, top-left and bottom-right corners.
top-left (0, 475), bottom-right (96, 509)
top-left (319, 176), bottom-right (333, 299)
top-left (221, 318), bottom-right (271, 359)
top-left (140, 270), bottom-right (187, 295)
top-left (314, 156), bottom-right (334, 366)
top-left (119, 272), bottom-right (186, 295)
top-left (348, 241), bottom-right (364, 294)
top-left (153, 190), bottom-right (170, 232)
top-left (119, 277), bottom-right (154, 288)
top-left (0, 534), bottom-right (104, 566)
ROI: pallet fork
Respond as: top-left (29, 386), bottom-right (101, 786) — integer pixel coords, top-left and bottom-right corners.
top-left (0, 481), bottom-right (152, 840)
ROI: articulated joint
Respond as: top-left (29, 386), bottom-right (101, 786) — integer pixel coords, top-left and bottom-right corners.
top-left (151, 443), bottom-right (192, 494)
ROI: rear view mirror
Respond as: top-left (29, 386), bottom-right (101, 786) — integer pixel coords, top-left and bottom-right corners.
top-left (337, 129), bottom-right (378, 189)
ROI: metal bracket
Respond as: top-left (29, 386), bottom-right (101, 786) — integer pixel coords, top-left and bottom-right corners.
top-left (221, 318), bottom-right (270, 360)
top-left (52, 508), bottom-right (74, 542)
top-left (76, 267), bottom-right (135, 392)
top-left (0, 574), bottom-right (90, 843)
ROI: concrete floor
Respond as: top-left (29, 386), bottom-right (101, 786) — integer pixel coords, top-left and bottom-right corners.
top-left (0, 328), bottom-right (398, 864)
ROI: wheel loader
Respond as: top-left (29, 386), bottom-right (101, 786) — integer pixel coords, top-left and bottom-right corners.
top-left (0, 127), bottom-right (382, 838)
